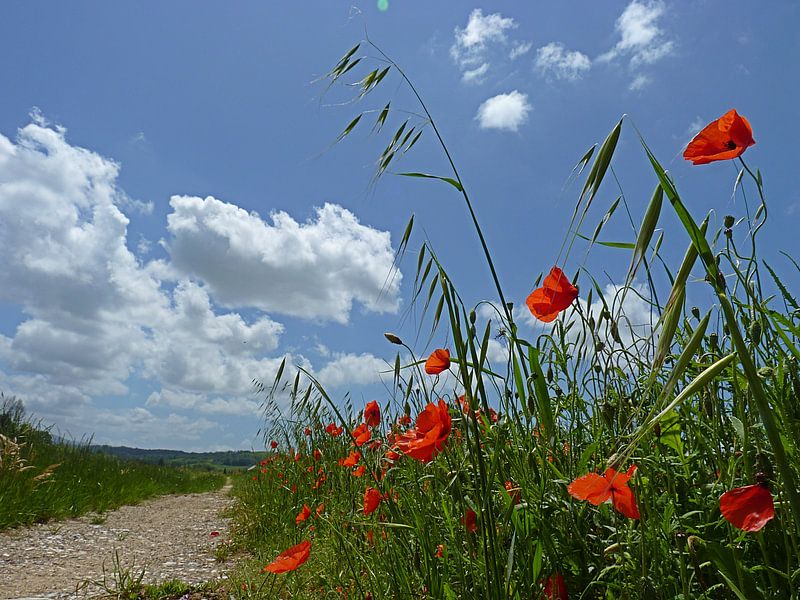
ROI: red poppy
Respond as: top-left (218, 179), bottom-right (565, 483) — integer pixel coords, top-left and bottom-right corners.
top-left (209, 531), bottom-right (220, 538)
top-left (364, 401), bottom-right (381, 427)
top-left (316, 503), bottom-right (325, 517)
top-left (392, 400), bottom-right (452, 463)
top-left (313, 449), bottom-right (323, 461)
top-left (719, 484), bottom-right (775, 532)
top-left (303, 427), bottom-right (312, 436)
top-left (352, 423), bottom-right (371, 446)
top-left (295, 504), bottom-right (311, 524)
top-left (567, 465), bottom-right (640, 519)
top-left (462, 509), bottom-right (478, 533)
top-left (435, 544), bottom-right (445, 558)
top-left (397, 414), bottom-right (412, 426)
top-left (270, 440), bottom-right (278, 449)
top-left (424, 348), bottom-right (451, 375)
top-left (262, 540), bottom-right (311, 574)
top-left (352, 465), bottom-right (366, 477)
top-left (505, 480), bottom-right (521, 505)
top-left (541, 572), bottom-right (569, 600)
top-left (325, 423), bottom-right (343, 437)
top-left (364, 486), bottom-right (382, 515)
top-left (338, 450), bottom-right (361, 468)
top-left (526, 267), bottom-right (579, 323)
top-left (683, 109), bottom-right (755, 165)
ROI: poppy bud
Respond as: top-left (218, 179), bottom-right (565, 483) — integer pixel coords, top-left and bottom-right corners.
top-left (653, 422), bottom-right (661, 438)
top-left (724, 215), bottom-right (735, 228)
top-left (469, 309), bottom-right (476, 325)
top-left (749, 321), bottom-right (762, 345)
top-left (546, 366), bottom-right (553, 383)
top-left (384, 332), bottom-right (403, 345)
top-left (588, 315), bottom-right (595, 331)
top-left (709, 333), bottom-right (718, 349)
top-left (691, 306), bottom-right (700, 320)
top-left (610, 321), bottom-right (622, 344)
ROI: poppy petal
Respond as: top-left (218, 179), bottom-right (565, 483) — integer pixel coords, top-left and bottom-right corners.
top-left (424, 348), bottom-right (451, 375)
top-left (567, 473), bottom-right (611, 505)
top-left (720, 484), bottom-right (775, 532)
top-left (263, 540), bottom-right (311, 573)
top-left (611, 485), bottom-right (640, 520)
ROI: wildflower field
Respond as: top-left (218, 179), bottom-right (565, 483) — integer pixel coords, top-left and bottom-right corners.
top-left (226, 40), bottom-right (800, 599)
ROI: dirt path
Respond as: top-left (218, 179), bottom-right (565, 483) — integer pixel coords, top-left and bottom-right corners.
top-left (0, 482), bottom-right (234, 599)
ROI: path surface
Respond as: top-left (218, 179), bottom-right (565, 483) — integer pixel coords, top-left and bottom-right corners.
top-left (0, 482), bottom-right (233, 599)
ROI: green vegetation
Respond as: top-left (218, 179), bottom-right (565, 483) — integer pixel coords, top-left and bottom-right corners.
top-left (225, 42), bottom-right (800, 599)
top-left (0, 396), bottom-right (225, 530)
top-left (91, 444), bottom-right (269, 472)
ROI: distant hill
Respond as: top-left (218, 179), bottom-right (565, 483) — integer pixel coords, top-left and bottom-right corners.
top-left (91, 444), bottom-right (269, 471)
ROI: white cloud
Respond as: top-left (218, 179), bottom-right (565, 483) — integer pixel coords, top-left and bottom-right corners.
top-left (599, 0), bottom-right (674, 67)
top-left (0, 118), bottom-right (401, 448)
top-left (476, 91), bottom-right (531, 132)
top-left (628, 74), bottom-right (652, 91)
top-left (462, 62), bottom-right (490, 84)
top-left (535, 42), bottom-right (592, 81)
top-left (316, 352), bottom-right (388, 389)
top-left (450, 9), bottom-right (518, 83)
top-left (509, 41), bottom-right (533, 60)
top-left (451, 9), bottom-right (516, 66)
top-left (166, 196), bottom-right (400, 324)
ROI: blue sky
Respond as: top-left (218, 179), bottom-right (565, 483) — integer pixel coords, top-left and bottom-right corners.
top-left (0, 1), bottom-right (797, 450)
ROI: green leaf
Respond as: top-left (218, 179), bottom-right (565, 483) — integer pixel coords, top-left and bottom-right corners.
top-left (398, 172), bottom-right (463, 192)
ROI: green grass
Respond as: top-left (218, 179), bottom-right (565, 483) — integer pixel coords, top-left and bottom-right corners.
top-left (0, 397), bottom-right (226, 530)
top-left (222, 40), bottom-right (800, 599)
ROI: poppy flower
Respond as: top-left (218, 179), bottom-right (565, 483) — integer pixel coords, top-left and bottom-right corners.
top-left (209, 531), bottom-right (220, 538)
top-left (462, 509), bottom-right (478, 533)
top-left (316, 503), bottom-right (325, 516)
top-left (435, 544), bottom-right (445, 558)
top-left (397, 414), bottom-right (412, 426)
top-left (325, 423), bottom-right (343, 437)
top-left (719, 484), bottom-right (775, 532)
top-left (352, 465), bottom-right (366, 477)
top-left (364, 401), bottom-right (381, 427)
top-left (295, 504), bottom-right (311, 524)
top-left (262, 540), bottom-right (311, 574)
top-left (303, 427), bottom-right (312, 436)
top-left (270, 440), bottom-right (278, 449)
top-left (313, 449), bottom-right (323, 461)
top-left (683, 109), bottom-right (755, 165)
top-left (338, 450), bottom-right (361, 468)
top-left (541, 572), bottom-right (569, 600)
top-left (352, 423), bottom-right (371, 446)
top-left (526, 267), bottom-right (579, 323)
top-left (567, 465), bottom-right (640, 519)
top-left (424, 349), bottom-right (451, 375)
top-left (505, 481), bottom-right (521, 505)
top-left (392, 400), bottom-right (452, 463)
top-left (364, 486), bottom-right (382, 515)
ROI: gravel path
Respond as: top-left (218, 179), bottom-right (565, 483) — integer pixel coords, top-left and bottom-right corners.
top-left (0, 482), bottom-right (233, 599)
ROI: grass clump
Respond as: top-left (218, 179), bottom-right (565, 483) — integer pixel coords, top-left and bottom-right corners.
top-left (0, 395), bottom-right (225, 530)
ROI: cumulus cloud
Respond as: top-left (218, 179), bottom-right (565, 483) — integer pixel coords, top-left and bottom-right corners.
top-left (599, 0), bottom-right (674, 67)
top-left (0, 118), bottom-right (401, 448)
top-left (535, 42), bottom-right (592, 81)
top-left (450, 9), bottom-right (519, 83)
top-left (476, 91), bottom-right (531, 132)
top-left (461, 62), bottom-right (490, 84)
top-left (509, 41), bottom-right (533, 60)
top-left (166, 196), bottom-right (400, 323)
top-left (316, 352), bottom-right (389, 389)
